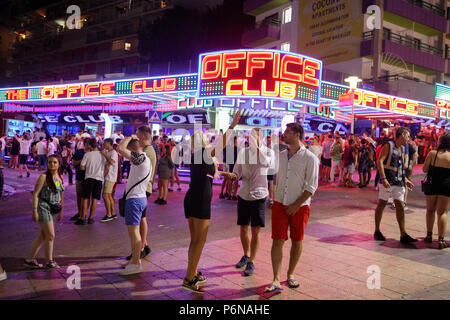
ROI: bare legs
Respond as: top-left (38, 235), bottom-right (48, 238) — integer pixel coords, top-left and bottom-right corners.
top-left (239, 226), bottom-right (261, 262)
top-left (27, 221), bottom-right (55, 263)
top-left (426, 195), bottom-right (449, 240)
top-left (270, 239), bottom-right (303, 285)
top-left (82, 197), bottom-right (97, 220)
top-left (127, 225), bottom-right (142, 265)
top-left (185, 217), bottom-right (209, 281)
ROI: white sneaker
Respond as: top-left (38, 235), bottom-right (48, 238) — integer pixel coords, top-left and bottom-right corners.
top-left (404, 206), bottom-right (409, 211)
top-left (119, 263), bottom-right (142, 276)
top-left (0, 271), bottom-right (7, 282)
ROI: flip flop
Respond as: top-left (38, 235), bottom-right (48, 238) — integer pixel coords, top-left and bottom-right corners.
top-left (287, 278), bottom-right (300, 288)
top-left (264, 283), bottom-right (282, 293)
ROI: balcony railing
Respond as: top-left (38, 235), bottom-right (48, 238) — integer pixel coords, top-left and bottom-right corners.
top-left (404, 0), bottom-right (445, 17)
top-left (362, 30), bottom-right (443, 56)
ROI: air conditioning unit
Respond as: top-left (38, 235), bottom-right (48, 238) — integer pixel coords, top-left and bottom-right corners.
top-left (78, 74), bottom-right (98, 80)
top-left (104, 72), bottom-right (125, 79)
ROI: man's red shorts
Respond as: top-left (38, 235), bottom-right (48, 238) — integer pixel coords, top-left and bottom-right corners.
top-left (271, 201), bottom-right (310, 242)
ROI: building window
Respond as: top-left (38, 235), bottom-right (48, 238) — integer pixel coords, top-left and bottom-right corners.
top-left (281, 42), bottom-right (290, 52)
top-left (283, 6), bottom-right (292, 24)
top-left (112, 40), bottom-right (124, 51)
top-left (124, 42), bottom-right (131, 51)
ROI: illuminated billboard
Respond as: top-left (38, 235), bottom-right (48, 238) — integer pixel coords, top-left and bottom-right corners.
top-left (197, 49), bottom-right (322, 106)
top-left (0, 74), bottom-right (198, 102)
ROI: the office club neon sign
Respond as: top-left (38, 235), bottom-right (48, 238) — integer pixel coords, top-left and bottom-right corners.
top-left (198, 49), bottom-right (322, 105)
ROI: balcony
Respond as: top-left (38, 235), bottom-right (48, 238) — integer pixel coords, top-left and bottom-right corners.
top-left (361, 31), bottom-right (445, 73)
top-left (244, 0), bottom-right (290, 16)
top-left (363, 0), bottom-right (446, 34)
top-left (242, 18), bottom-right (281, 47)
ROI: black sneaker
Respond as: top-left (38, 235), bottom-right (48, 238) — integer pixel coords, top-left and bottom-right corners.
top-left (143, 245), bottom-right (151, 256)
top-left (374, 230), bottom-right (386, 241)
top-left (236, 255), bottom-right (250, 268)
top-left (100, 215), bottom-right (113, 223)
top-left (227, 195), bottom-right (232, 200)
top-left (168, 188), bottom-right (173, 192)
top-left (87, 218), bottom-right (94, 225)
top-left (232, 195), bottom-right (238, 201)
top-left (224, 193), bottom-right (230, 198)
top-left (27, 172), bottom-right (30, 178)
top-left (400, 233), bottom-right (418, 244)
top-left (160, 200), bottom-right (167, 205)
top-left (75, 219), bottom-right (85, 225)
top-left (111, 215), bottom-right (117, 220)
top-left (125, 253), bottom-right (132, 261)
top-left (219, 193), bottom-right (225, 199)
top-left (70, 213), bottom-right (80, 221)
top-left (140, 250), bottom-right (146, 259)
top-left (244, 262), bottom-right (255, 276)
top-left (154, 198), bottom-right (162, 204)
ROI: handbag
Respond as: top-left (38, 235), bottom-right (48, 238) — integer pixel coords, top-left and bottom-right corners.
top-left (41, 198), bottom-right (62, 215)
top-left (421, 152), bottom-right (438, 193)
top-left (119, 171), bottom-right (151, 217)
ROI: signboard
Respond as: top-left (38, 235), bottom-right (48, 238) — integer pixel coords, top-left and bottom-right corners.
top-left (238, 116), bottom-right (282, 128)
top-left (198, 49), bottom-right (322, 105)
top-left (162, 112), bottom-right (210, 125)
top-left (177, 97), bottom-right (303, 112)
top-left (339, 92), bottom-right (353, 107)
top-left (303, 118), bottom-right (350, 134)
top-left (0, 74), bottom-right (198, 102)
top-left (148, 111), bottom-right (162, 123)
top-left (298, 0), bottom-right (363, 65)
top-left (435, 99), bottom-right (450, 120)
top-left (307, 104), bottom-right (336, 120)
top-left (32, 113), bottom-right (147, 124)
top-left (350, 89), bottom-right (435, 119)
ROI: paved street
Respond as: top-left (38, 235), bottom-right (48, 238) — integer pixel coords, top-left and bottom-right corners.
top-left (0, 166), bottom-right (449, 300)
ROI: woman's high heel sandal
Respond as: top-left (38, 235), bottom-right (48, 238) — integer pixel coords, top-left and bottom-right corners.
top-left (438, 237), bottom-right (447, 250)
top-left (424, 232), bottom-right (433, 243)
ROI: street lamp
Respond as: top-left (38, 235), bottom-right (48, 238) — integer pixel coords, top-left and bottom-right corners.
top-left (344, 76), bottom-right (362, 134)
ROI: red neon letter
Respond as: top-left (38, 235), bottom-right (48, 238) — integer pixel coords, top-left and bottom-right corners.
top-left (67, 85), bottom-right (81, 98)
top-left (273, 53), bottom-right (280, 78)
top-left (280, 55), bottom-right (302, 82)
top-left (225, 79), bottom-right (243, 95)
top-left (201, 54), bottom-right (222, 80)
top-left (41, 87), bottom-right (54, 99)
top-left (132, 81), bottom-right (143, 93)
top-left (165, 78), bottom-right (176, 91)
top-left (101, 82), bottom-right (115, 95)
top-left (362, 92), bottom-right (377, 107)
top-left (246, 52), bottom-right (272, 77)
top-left (303, 59), bottom-right (320, 87)
top-left (406, 101), bottom-right (418, 115)
top-left (143, 80), bottom-right (153, 92)
top-left (86, 83), bottom-right (100, 96)
top-left (54, 86), bottom-right (66, 99)
top-left (153, 79), bottom-right (164, 92)
top-left (222, 52), bottom-right (246, 78)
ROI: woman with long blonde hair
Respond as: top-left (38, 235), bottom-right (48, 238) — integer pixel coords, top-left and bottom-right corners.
top-left (182, 111), bottom-right (241, 293)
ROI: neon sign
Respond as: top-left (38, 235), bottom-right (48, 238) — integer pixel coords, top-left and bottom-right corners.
top-left (198, 49), bottom-right (322, 105)
top-left (435, 99), bottom-right (450, 119)
top-left (307, 104), bottom-right (335, 120)
top-left (0, 74), bottom-right (198, 102)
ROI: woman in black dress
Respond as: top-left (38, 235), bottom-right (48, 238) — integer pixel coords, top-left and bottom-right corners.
top-left (182, 110), bottom-right (241, 293)
top-left (423, 131), bottom-right (450, 249)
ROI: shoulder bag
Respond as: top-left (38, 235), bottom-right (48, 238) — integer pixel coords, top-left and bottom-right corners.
top-left (119, 171), bottom-right (150, 217)
top-left (421, 152), bottom-right (438, 194)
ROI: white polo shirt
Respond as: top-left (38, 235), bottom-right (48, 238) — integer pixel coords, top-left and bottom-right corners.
top-left (274, 145), bottom-right (319, 207)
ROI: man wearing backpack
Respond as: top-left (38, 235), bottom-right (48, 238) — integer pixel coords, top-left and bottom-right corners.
top-left (374, 127), bottom-right (417, 244)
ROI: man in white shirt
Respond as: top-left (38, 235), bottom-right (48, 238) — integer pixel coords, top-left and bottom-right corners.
top-left (101, 138), bottom-right (119, 223)
top-left (111, 130), bottom-right (124, 144)
top-left (47, 138), bottom-right (57, 156)
top-left (265, 123), bottom-right (319, 294)
top-left (118, 135), bottom-right (152, 275)
top-left (225, 128), bottom-right (274, 277)
top-left (17, 132), bottom-right (33, 178)
top-left (76, 139), bottom-right (114, 225)
top-left (36, 137), bottom-right (48, 171)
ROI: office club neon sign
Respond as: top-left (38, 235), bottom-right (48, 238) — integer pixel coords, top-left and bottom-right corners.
top-left (198, 49), bottom-right (322, 105)
top-left (0, 74), bottom-right (198, 102)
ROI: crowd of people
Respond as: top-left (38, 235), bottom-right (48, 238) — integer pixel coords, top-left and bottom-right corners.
top-left (0, 118), bottom-right (448, 293)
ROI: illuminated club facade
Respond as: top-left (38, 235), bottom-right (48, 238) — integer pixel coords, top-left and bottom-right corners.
top-left (1, 49), bottom-right (449, 140)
